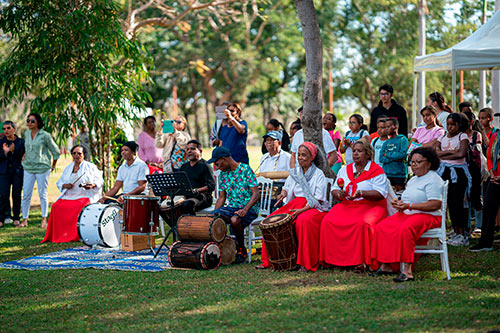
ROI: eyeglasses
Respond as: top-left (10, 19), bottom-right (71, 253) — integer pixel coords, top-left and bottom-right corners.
top-left (2, 128), bottom-right (9, 131)
top-left (410, 159), bottom-right (427, 165)
top-left (26, 119), bottom-right (36, 124)
top-left (174, 120), bottom-right (183, 124)
top-left (379, 92), bottom-right (390, 96)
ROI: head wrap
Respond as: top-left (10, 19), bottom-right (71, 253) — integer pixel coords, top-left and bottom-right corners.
top-left (122, 141), bottom-right (138, 154)
top-left (299, 142), bottom-right (318, 160)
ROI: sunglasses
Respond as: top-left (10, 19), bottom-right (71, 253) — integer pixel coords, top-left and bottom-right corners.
top-left (174, 120), bottom-right (183, 124)
top-left (27, 119), bottom-right (36, 124)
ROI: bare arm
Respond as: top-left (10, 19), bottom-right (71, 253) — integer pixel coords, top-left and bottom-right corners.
top-left (214, 191), bottom-right (226, 210)
top-left (327, 151), bottom-right (338, 167)
top-left (436, 139), bottom-right (468, 160)
top-left (290, 152), bottom-right (296, 168)
top-left (392, 199), bottom-right (441, 212)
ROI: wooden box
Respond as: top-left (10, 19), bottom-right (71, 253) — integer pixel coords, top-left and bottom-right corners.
top-left (121, 233), bottom-right (156, 251)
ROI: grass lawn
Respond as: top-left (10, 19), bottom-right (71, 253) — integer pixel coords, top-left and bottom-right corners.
top-left (1, 146), bottom-right (499, 331)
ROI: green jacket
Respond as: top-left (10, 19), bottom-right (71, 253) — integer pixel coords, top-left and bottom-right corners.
top-left (22, 129), bottom-right (60, 174)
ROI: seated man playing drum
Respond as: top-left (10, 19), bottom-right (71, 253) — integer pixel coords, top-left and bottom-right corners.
top-left (208, 146), bottom-right (260, 264)
top-left (99, 141), bottom-right (149, 205)
top-left (178, 139), bottom-right (216, 214)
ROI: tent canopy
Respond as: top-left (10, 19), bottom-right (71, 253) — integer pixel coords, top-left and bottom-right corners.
top-left (414, 9), bottom-right (500, 72)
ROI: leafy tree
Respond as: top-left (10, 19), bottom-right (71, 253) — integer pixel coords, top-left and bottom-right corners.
top-left (0, 0), bottom-right (151, 189)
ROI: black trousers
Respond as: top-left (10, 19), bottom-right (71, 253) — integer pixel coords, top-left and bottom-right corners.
top-left (478, 181), bottom-right (500, 247)
top-left (441, 167), bottom-right (468, 230)
top-left (0, 168), bottom-right (23, 221)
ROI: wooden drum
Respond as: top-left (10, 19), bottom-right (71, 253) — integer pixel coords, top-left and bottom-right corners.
top-left (168, 241), bottom-right (221, 270)
top-left (219, 236), bottom-right (236, 265)
top-left (177, 215), bottom-right (226, 243)
top-left (259, 213), bottom-right (297, 271)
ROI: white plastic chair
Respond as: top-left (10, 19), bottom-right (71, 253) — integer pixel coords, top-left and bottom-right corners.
top-left (325, 177), bottom-right (335, 206)
top-left (197, 170), bottom-right (220, 214)
top-left (245, 176), bottom-right (274, 263)
top-left (413, 180), bottom-right (451, 280)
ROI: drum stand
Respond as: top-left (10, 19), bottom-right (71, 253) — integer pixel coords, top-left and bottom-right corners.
top-left (146, 172), bottom-right (193, 258)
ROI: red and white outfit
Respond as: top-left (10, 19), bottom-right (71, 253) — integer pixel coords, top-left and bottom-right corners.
top-left (42, 161), bottom-right (103, 243)
top-left (259, 164), bottom-right (329, 271)
top-left (319, 161), bottom-right (388, 268)
top-left (372, 170), bottom-right (443, 267)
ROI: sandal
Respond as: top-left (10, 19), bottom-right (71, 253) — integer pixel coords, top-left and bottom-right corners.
top-left (17, 221), bottom-right (28, 228)
top-left (393, 273), bottom-right (415, 283)
top-left (13, 220), bottom-right (21, 227)
top-left (375, 268), bottom-right (396, 276)
top-left (255, 264), bottom-right (268, 270)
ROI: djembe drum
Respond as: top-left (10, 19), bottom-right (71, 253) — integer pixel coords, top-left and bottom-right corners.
top-left (176, 215), bottom-right (226, 243)
top-left (259, 213), bottom-right (297, 270)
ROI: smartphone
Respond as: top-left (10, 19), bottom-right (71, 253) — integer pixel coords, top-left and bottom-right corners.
top-left (162, 120), bottom-right (175, 134)
top-left (0, 122), bottom-right (3, 134)
top-left (215, 106), bottom-right (227, 120)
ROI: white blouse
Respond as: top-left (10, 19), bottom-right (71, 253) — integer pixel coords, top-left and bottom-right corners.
top-left (333, 161), bottom-right (389, 201)
top-left (56, 160), bottom-right (104, 203)
top-left (401, 170), bottom-right (444, 216)
top-left (283, 166), bottom-right (328, 210)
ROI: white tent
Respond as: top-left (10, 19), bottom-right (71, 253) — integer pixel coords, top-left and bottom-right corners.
top-left (412, 9), bottom-right (500, 127)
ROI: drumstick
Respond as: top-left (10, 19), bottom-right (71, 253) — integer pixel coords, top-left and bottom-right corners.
top-left (55, 174), bottom-right (86, 201)
top-left (103, 195), bottom-right (120, 203)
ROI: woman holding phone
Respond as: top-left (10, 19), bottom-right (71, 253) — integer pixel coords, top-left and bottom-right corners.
top-left (216, 103), bottom-right (249, 164)
top-left (155, 116), bottom-right (191, 172)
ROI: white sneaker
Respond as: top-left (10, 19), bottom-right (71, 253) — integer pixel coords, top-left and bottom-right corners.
top-left (473, 228), bottom-right (482, 234)
top-left (4, 217), bottom-right (12, 224)
top-left (447, 234), bottom-right (458, 244)
top-left (447, 230), bottom-right (456, 238)
top-left (448, 234), bottom-right (469, 247)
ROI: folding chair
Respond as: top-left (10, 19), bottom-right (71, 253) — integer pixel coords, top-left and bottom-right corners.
top-left (245, 176), bottom-right (274, 263)
top-left (414, 180), bottom-right (451, 280)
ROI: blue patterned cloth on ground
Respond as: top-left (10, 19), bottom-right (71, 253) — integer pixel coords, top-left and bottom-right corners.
top-left (0, 246), bottom-right (171, 272)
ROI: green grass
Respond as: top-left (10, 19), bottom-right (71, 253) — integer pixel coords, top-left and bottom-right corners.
top-left (1, 212), bottom-right (499, 332)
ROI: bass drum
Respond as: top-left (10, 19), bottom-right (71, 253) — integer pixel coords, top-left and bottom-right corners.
top-left (77, 203), bottom-right (122, 248)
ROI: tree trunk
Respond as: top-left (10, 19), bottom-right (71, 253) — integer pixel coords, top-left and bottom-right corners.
top-left (294, 0), bottom-right (334, 177)
top-left (203, 88), bottom-right (212, 147)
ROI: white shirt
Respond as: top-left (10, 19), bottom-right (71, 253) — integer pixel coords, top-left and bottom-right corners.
top-left (57, 160), bottom-right (103, 203)
top-left (116, 157), bottom-right (149, 194)
top-left (291, 129), bottom-right (336, 154)
top-left (259, 150), bottom-right (291, 177)
top-left (401, 170), bottom-right (444, 216)
top-left (343, 130), bottom-right (370, 164)
top-left (283, 166), bottom-right (328, 211)
top-left (333, 161), bottom-right (389, 201)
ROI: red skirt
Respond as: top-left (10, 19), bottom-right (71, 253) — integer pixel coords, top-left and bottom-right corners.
top-left (319, 199), bottom-right (387, 267)
top-left (372, 212), bottom-right (441, 265)
top-left (42, 198), bottom-right (90, 243)
top-left (260, 197), bottom-right (327, 271)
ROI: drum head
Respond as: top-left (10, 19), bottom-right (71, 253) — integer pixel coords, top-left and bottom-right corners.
top-left (99, 205), bottom-right (122, 247)
top-left (202, 243), bottom-right (221, 269)
top-left (259, 213), bottom-right (292, 229)
top-left (210, 217), bottom-right (227, 243)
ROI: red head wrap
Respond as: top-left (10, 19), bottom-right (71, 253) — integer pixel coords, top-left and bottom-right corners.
top-left (299, 142), bottom-right (318, 160)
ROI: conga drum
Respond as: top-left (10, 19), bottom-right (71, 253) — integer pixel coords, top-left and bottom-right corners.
top-left (177, 215), bottom-right (226, 243)
top-left (168, 241), bottom-right (221, 270)
top-left (259, 213), bottom-right (297, 270)
top-left (219, 236), bottom-right (236, 265)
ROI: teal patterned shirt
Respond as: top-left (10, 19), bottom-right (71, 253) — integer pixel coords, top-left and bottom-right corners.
top-left (219, 163), bottom-right (259, 214)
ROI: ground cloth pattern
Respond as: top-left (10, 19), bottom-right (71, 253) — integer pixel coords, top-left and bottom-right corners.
top-left (0, 246), bottom-right (171, 272)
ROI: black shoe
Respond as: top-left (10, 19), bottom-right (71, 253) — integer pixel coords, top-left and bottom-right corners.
top-left (393, 273), bottom-right (414, 283)
top-left (468, 244), bottom-right (494, 252)
top-left (375, 268), bottom-right (396, 276)
top-left (234, 253), bottom-right (247, 264)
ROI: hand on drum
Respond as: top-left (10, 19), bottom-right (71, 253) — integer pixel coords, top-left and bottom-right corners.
top-left (275, 190), bottom-right (287, 207)
top-left (289, 207), bottom-right (307, 218)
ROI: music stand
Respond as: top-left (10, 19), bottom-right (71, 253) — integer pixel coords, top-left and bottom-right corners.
top-left (146, 172), bottom-right (193, 258)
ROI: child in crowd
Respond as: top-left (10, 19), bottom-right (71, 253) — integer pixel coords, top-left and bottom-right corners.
top-left (478, 107), bottom-right (499, 147)
top-left (436, 113), bottom-right (471, 246)
top-left (410, 106), bottom-right (445, 147)
top-left (371, 116), bottom-right (389, 167)
top-left (379, 118), bottom-right (409, 191)
top-left (323, 113), bottom-right (342, 174)
top-left (340, 114), bottom-right (370, 164)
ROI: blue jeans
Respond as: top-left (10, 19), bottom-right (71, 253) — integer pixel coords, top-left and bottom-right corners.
top-left (213, 206), bottom-right (258, 228)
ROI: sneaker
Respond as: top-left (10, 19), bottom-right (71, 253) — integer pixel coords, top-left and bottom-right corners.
top-left (473, 228), bottom-right (482, 234)
top-left (447, 230), bottom-right (456, 238)
top-left (4, 217), bottom-right (12, 224)
top-left (468, 244), bottom-right (494, 252)
top-left (448, 234), bottom-right (469, 247)
top-left (447, 234), bottom-right (458, 244)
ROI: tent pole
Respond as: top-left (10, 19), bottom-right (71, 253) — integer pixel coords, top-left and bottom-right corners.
top-left (413, 72), bottom-right (418, 130)
top-left (452, 70), bottom-right (457, 112)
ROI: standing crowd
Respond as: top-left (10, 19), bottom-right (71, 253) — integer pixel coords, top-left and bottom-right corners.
top-left (1, 83), bottom-right (499, 281)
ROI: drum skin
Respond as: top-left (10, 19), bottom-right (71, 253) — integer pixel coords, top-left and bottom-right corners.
top-left (77, 203), bottom-right (122, 248)
top-left (259, 213), bottom-right (298, 271)
top-left (168, 241), bottom-right (221, 270)
top-left (177, 215), bottom-right (226, 243)
top-left (123, 196), bottom-right (160, 234)
top-left (219, 236), bottom-right (236, 265)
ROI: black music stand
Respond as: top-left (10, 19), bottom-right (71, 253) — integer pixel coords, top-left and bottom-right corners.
top-left (146, 172), bottom-right (193, 258)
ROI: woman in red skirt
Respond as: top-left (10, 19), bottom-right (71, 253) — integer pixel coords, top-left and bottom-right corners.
top-left (256, 142), bottom-right (331, 271)
top-left (42, 145), bottom-right (103, 243)
top-left (320, 139), bottom-right (389, 270)
top-left (372, 147), bottom-right (443, 282)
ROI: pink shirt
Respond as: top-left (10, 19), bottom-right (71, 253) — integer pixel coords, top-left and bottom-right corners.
top-left (438, 132), bottom-right (468, 165)
top-left (413, 125), bottom-right (445, 145)
top-left (328, 130), bottom-right (342, 162)
top-left (137, 132), bottom-right (164, 164)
